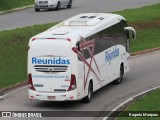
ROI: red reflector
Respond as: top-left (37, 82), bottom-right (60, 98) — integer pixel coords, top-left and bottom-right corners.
top-left (32, 38), bottom-right (36, 41)
top-left (28, 74), bottom-right (36, 91)
top-left (67, 38), bottom-right (71, 42)
top-left (70, 96), bottom-right (74, 99)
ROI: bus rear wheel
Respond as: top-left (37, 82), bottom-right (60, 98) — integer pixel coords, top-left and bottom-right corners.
top-left (114, 65), bottom-right (124, 84)
top-left (35, 8), bottom-right (40, 12)
top-left (83, 82), bottom-right (93, 103)
top-left (67, 0), bottom-right (72, 8)
top-left (55, 2), bottom-right (61, 10)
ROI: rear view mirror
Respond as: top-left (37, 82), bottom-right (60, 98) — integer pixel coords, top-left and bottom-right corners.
top-left (124, 27), bottom-right (136, 40)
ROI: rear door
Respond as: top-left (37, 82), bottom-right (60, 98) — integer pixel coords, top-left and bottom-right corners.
top-left (29, 39), bottom-right (72, 92)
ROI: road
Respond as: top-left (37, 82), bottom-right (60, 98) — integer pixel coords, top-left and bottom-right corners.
top-left (0, 51), bottom-right (160, 120)
top-left (0, 0), bottom-right (160, 30)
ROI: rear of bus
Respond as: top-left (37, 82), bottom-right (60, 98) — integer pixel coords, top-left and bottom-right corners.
top-left (28, 37), bottom-right (78, 101)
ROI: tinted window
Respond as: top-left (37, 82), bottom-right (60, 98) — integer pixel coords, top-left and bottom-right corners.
top-left (76, 20), bottom-right (129, 60)
top-left (93, 25), bottom-right (116, 55)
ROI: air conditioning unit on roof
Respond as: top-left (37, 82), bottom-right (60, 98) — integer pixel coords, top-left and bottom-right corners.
top-left (64, 15), bottom-right (104, 26)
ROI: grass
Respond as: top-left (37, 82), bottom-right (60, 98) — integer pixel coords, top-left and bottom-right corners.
top-left (0, 0), bottom-right (33, 12)
top-left (0, 3), bottom-right (160, 89)
top-left (0, 23), bottom-right (57, 89)
top-left (130, 28), bottom-right (160, 52)
top-left (117, 89), bottom-right (160, 120)
top-left (115, 3), bottom-right (160, 52)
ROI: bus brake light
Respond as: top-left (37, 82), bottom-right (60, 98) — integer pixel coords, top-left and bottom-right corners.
top-left (67, 74), bottom-right (77, 91)
top-left (28, 74), bottom-right (36, 91)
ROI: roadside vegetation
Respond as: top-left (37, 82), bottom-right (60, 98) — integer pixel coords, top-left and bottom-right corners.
top-left (0, 3), bottom-right (160, 89)
top-left (115, 3), bottom-right (160, 23)
top-left (0, 0), bottom-right (33, 12)
top-left (115, 3), bottom-right (160, 52)
top-left (0, 23), bottom-right (57, 89)
top-left (117, 88), bottom-right (160, 120)
top-left (130, 28), bottom-right (160, 52)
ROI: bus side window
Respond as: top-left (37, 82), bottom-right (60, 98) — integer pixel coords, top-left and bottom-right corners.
top-left (114, 22), bottom-right (124, 46)
top-left (94, 26), bottom-right (116, 54)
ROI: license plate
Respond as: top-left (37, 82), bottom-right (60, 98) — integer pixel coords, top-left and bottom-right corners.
top-left (48, 96), bottom-right (55, 100)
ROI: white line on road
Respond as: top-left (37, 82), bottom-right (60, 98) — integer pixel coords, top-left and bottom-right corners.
top-left (0, 86), bottom-right (27, 99)
top-left (103, 85), bottom-right (160, 120)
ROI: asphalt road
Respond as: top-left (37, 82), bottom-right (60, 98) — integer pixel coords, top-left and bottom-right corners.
top-left (0, 0), bottom-right (160, 30)
top-left (0, 51), bottom-right (160, 120)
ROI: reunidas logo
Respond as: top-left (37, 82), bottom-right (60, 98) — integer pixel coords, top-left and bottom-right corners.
top-left (32, 57), bottom-right (70, 65)
top-left (105, 48), bottom-right (119, 61)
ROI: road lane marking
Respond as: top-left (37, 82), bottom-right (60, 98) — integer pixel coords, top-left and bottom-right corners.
top-left (0, 86), bottom-right (27, 99)
top-left (103, 85), bottom-right (160, 120)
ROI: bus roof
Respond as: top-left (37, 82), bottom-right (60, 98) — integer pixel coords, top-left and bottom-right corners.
top-left (31, 13), bottom-right (125, 43)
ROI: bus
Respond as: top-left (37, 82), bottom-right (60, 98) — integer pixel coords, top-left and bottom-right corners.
top-left (28, 13), bottom-right (136, 103)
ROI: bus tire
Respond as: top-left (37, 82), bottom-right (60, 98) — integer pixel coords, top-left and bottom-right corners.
top-left (67, 0), bottom-right (72, 8)
top-left (55, 2), bottom-right (61, 10)
top-left (114, 64), bottom-right (124, 84)
top-left (83, 82), bottom-right (93, 103)
top-left (35, 8), bottom-right (40, 12)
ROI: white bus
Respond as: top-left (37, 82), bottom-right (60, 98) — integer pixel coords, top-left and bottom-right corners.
top-left (28, 13), bottom-right (136, 103)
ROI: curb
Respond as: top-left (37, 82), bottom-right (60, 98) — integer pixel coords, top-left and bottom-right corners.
top-left (0, 47), bottom-right (160, 94)
top-left (130, 47), bottom-right (160, 56)
top-left (0, 5), bottom-right (34, 15)
top-left (0, 81), bottom-right (27, 94)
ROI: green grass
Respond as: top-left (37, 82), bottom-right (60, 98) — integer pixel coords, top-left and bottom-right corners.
top-left (130, 28), bottom-right (160, 52)
top-left (115, 3), bottom-right (160, 23)
top-left (0, 3), bottom-right (160, 89)
top-left (115, 3), bottom-right (160, 52)
top-left (0, 0), bottom-right (33, 11)
top-left (117, 89), bottom-right (160, 120)
top-left (0, 23), bottom-right (57, 89)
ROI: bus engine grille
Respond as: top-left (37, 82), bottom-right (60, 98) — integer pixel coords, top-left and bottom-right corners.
top-left (34, 65), bottom-right (68, 72)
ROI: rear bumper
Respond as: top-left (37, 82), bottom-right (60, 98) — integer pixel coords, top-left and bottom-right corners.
top-left (35, 4), bottom-right (57, 9)
top-left (29, 89), bottom-right (78, 101)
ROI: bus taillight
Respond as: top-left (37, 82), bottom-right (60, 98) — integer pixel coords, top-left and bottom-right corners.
top-left (28, 74), bottom-right (36, 91)
top-left (67, 74), bottom-right (77, 91)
